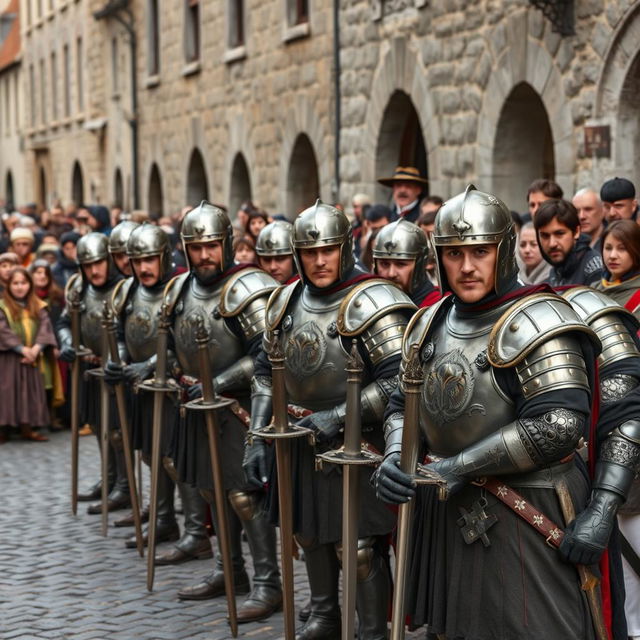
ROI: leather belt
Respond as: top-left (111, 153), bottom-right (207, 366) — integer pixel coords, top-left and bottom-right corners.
top-left (476, 476), bottom-right (565, 548)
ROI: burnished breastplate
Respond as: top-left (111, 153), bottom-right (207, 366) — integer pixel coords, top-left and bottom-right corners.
top-left (172, 276), bottom-right (243, 378)
top-left (124, 284), bottom-right (165, 362)
top-left (282, 287), bottom-right (371, 411)
top-left (80, 284), bottom-right (117, 357)
top-left (420, 304), bottom-right (515, 457)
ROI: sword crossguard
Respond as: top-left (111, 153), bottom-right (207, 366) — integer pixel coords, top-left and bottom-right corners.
top-left (415, 463), bottom-right (449, 501)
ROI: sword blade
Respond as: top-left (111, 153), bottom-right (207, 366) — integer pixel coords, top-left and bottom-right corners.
top-left (146, 388), bottom-right (164, 591)
top-left (342, 465), bottom-right (359, 640)
top-left (114, 381), bottom-right (143, 557)
top-left (275, 438), bottom-right (296, 639)
top-left (106, 322), bottom-right (143, 558)
top-left (204, 409), bottom-right (238, 637)
top-left (341, 341), bottom-right (364, 640)
top-left (70, 357), bottom-right (80, 515)
top-left (390, 346), bottom-right (423, 640)
top-left (100, 377), bottom-right (110, 537)
top-left (270, 332), bottom-right (296, 638)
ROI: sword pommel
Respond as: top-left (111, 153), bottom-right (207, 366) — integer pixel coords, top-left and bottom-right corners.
top-left (101, 299), bottom-right (114, 327)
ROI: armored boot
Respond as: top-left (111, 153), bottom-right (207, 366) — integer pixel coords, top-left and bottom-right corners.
top-left (295, 539), bottom-right (341, 640)
top-left (155, 462), bottom-right (211, 565)
top-left (87, 432), bottom-right (129, 514)
top-left (177, 494), bottom-right (250, 600)
top-left (351, 539), bottom-right (390, 640)
top-left (126, 464), bottom-right (179, 548)
top-left (229, 490), bottom-right (283, 623)
top-left (80, 427), bottom-right (115, 502)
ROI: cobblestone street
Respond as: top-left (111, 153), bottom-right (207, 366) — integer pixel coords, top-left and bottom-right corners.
top-left (1, 431), bottom-right (422, 640)
top-left (0, 431), bottom-right (310, 640)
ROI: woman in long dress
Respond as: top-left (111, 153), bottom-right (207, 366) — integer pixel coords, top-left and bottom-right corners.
top-left (0, 267), bottom-right (59, 442)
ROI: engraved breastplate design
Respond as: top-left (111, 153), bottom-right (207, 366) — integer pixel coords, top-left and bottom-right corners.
top-left (80, 284), bottom-right (117, 357)
top-left (173, 277), bottom-right (243, 378)
top-left (283, 287), bottom-right (370, 411)
top-left (125, 285), bottom-right (165, 362)
top-left (421, 304), bottom-right (515, 457)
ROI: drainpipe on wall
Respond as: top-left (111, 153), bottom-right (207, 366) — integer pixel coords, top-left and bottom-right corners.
top-left (332, 0), bottom-right (341, 205)
top-left (94, 0), bottom-right (140, 210)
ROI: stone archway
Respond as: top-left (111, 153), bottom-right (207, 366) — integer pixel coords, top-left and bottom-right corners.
top-left (5, 170), bottom-right (14, 209)
top-left (186, 148), bottom-right (209, 205)
top-left (114, 168), bottom-right (124, 208)
top-left (595, 3), bottom-right (640, 187)
top-left (286, 134), bottom-right (319, 219)
top-left (147, 163), bottom-right (164, 219)
top-left (617, 53), bottom-right (640, 188)
top-left (229, 153), bottom-right (252, 222)
top-left (475, 13), bottom-right (574, 206)
top-left (492, 83), bottom-right (554, 212)
top-left (71, 161), bottom-right (84, 206)
top-left (374, 90), bottom-right (428, 204)
top-left (362, 38), bottom-right (439, 199)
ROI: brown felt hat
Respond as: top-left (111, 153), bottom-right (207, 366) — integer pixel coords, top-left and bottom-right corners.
top-left (377, 166), bottom-right (428, 187)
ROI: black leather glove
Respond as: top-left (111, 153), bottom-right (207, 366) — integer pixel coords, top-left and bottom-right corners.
top-left (122, 360), bottom-right (154, 385)
top-left (297, 407), bottom-right (343, 444)
top-left (187, 383), bottom-right (203, 400)
top-left (559, 490), bottom-right (621, 565)
top-left (243, 439), bottom-right (268, 490)
top-left (59, 345), bottom-right (76, 363)
top-left (104, 360), bottom-right (124, 386)
top-left (374, 453), bottom-right (415, 504)
top-left (421, 456), bottom-right (469, 497)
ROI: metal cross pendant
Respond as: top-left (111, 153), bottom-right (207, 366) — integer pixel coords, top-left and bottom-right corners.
top-left (457, 498), bottom-right (498, 547)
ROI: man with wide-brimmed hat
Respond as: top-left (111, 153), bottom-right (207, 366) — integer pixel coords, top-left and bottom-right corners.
top-left (377, 165), bottom-right (428, 224)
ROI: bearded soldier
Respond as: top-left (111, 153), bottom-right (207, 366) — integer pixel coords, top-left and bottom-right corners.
top-left (57, 233), bottom-right (126, 511)
top-left (376, 186), bottom-right (602, 640)
top-left (104, 224), bottom-right (212, 559)
top-left (559, 287), bottom-right (640, 640)
top-left (255, 221), bottom-right (296, 284)
top-left (244, 201), bottom-right (416, 640)
top-left (164, 201), bottom-right (283, 622)
top-left (372, 219), bottom-right (441, 307)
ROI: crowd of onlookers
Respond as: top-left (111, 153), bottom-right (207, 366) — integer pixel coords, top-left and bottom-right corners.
top-left (1, 170), bottom-right (640, 445)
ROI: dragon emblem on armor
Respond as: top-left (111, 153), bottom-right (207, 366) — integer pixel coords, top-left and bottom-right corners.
top-left (179, 310), bottom-right (220, 358)
top-left (423, 348), bottom-right (485, 422)
top-left (127, 308), bottom-right (154, 343)
top-left (285, 320), bottom-right (334, 379)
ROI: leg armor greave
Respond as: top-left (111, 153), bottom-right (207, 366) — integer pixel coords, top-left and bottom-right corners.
top-left (228, 490), bottom-right (282, 622)
top-left (335, 537), bottom-right (390, 640)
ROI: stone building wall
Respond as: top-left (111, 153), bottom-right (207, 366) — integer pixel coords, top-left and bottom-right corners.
top-left (5, 1), bottom-right (640, 218)
top-left (133, 0), bottom-right (336, 219)
top-left (339, 0), bottom-right (640, 213)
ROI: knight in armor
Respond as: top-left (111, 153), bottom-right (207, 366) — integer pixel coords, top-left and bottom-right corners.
top-left (244, 201), bottom-right (416, 640)
top-left (108, 220), bottom-right (139, 277)
top-left (376, 186), bottom-right (602, 640)
top-left (57, 233), bottom-right (127, 511)
top-left (255, 220), bottom-right (296, 284)
top-left (559, 287), bottom-right (640, 640)
top-left (103, 223), bottom-right (212, 559)
top-left (372, 218), bottom-right (441, 307)
top-left (164, 201), bottom-right (283, 622)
